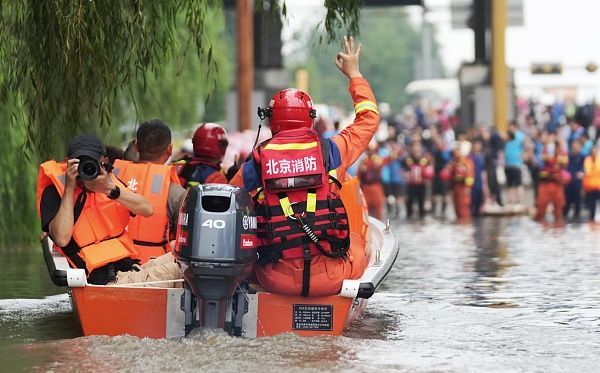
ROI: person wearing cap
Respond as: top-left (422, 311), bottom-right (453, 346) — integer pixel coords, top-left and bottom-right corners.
top-left (37, 134), bottom-right (155, 284)
top-left (229, 36), bottom-right (380, 297)
top-left (178, 123), bottom-right (229, 187)
top-left (112, 119), bottom-right (186, 264)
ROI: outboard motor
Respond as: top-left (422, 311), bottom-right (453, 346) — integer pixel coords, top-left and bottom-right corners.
top-left (175, 184), bottom-right (257, 336)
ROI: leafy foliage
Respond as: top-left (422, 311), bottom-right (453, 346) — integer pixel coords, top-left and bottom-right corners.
top-left (0, 0), bottom-right (222, 159)
top-left (290, 8), bottom-right (443, 112)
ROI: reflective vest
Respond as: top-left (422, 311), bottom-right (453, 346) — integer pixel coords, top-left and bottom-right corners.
top-left (451, 157), bottom-right (474, 186)
top-left (36, 160), bottom-right (137, 274)
top-left (251, 128), bottom-right (350, 296)
top-left (112, 160), bottom-right (179, 259)
top-left (539, 148), bottom-right (568, 183)
top-left (405, 156), bottom-right (431, 185)
top-left (583, 155), bottom-right (600, 191)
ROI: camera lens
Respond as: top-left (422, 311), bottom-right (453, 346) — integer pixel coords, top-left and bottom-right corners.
top-left (77, 157), bottom-right (100, 180)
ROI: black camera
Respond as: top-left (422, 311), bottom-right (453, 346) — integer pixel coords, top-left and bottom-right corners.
top-left (77, 156), bottom-right (102, 181)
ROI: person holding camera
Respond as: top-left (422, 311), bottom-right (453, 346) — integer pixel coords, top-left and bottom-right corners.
top-left (37, 134), bottom-right (154, 284)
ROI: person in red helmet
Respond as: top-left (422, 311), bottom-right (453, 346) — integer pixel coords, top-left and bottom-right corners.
top-left (230, 36), bottom-right (380, 297)
top-left (178, 123), bottom-right (229, 187)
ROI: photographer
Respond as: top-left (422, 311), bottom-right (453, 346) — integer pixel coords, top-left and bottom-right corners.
top-left (37, 134), bottom-right (153, 284)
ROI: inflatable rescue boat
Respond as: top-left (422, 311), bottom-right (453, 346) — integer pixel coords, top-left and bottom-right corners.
top-left (42, 177), bottom-right (398, 338)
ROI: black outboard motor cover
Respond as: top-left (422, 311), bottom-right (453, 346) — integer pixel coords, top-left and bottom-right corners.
top-left (175, 184), bottom-right (257, 300)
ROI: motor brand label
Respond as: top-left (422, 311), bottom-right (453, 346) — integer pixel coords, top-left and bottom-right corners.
top-left (179, 213), bottom-right (189, 227)
top-left (177, 230), bottom-right (188, 245)
top-left (292, 304), bottom-right (333, 331)
top-left (240, 234), bottom-right (257, 249)
top-left (242, 215), bottom-right (257, 230)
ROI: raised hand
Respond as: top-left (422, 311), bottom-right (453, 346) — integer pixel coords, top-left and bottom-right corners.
top-left (334, 35), bottom-right (363, 79)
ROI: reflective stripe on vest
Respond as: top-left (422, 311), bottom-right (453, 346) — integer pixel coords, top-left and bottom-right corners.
top-left (37, 160), bottom-right (136, 274)
top-left (354, 100), bottom-right (379, 115)
top-left (113, 159), bottom-right (179, 247)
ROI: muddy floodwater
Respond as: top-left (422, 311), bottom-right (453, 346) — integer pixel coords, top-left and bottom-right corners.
top-left (1, 217), bottom-right (600, 372)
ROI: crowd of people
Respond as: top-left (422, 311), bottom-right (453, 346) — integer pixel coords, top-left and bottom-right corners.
top-left (322, 97), bottom-right (600, 226)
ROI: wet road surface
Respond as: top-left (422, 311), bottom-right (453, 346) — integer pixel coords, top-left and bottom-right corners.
top-left (1, 217), bottom-right (600, 372)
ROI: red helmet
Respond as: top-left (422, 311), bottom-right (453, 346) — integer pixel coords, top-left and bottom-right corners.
top-left (192, 123), bottom-right (228, 161)
top-left (261, 89), bottom-right (316, 134)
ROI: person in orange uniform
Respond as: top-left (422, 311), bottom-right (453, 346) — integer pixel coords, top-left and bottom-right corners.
top-left (37, 134), bottom-right (154, 284)
top-left (534, 136), bottom-right (569, 224)
top-left (230, 36), bottom-right (380, 297)
top-left (178, 123), bottom-right (229, 187)
top-left (446, 141), bottom-right (475, 220)
top-left (112, 120), bottom-right (185, 264)
top-left (358, 143), bottom-right (388, 220)
top-left (582, 144), bottom-right (600, 222)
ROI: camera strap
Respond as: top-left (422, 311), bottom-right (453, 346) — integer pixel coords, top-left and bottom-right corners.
top-left (73, 190), bottom-right (88, 224)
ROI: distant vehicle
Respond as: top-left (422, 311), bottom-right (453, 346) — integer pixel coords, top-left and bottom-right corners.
top-left (405, 79), bottom-right (460, 106)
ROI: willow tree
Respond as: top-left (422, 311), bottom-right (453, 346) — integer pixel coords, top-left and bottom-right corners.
top-left (0, 0), bottom-right (362, 245)
top-left (0, 0), bottom-right (362, 159)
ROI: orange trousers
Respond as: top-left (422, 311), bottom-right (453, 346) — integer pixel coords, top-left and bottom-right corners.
top-left (362, 183), bottom-right (385, 220)
top-left (535, 182), bottom-right (565, 223)
top-left (453, 184), bottom-right (472, 219)
top-left (255, 232), bottom-right (368, 297)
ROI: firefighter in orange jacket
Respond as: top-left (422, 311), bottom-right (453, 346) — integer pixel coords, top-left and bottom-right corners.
top-left (230, 36), bottom-right (380, 297)
top-left (37, 134), bottom-right (154, 284)
top-left (446, 141), bottom-right (475, 220)
top-left (358, 143), bottom-right (389, 220)
top-left (178, 123), bottom-right (229, 187)
top-left (534, 137), bottom-right (569, 224)
top-left (112, 120), bottom-right (186, 263)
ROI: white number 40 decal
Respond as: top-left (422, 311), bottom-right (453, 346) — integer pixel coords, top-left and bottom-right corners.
top-left (202, 219), bottom-right (226, 229)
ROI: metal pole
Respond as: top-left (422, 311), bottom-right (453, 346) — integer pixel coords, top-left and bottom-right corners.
top-left (492, 0), bottom-right (508, 132)
top-left (237, 0), bottom-right (254, 132)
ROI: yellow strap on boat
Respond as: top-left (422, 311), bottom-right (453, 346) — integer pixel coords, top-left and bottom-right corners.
top-left (279, 196), bottom-right (293, 217)
top-left (263, 141), bottom-right (318, 151)
top-left (306, 192), bottom-right (317, 213)
top-left (354, 100), bottom-right (379, 115)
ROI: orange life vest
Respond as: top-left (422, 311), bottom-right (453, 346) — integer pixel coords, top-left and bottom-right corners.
top-left (251, 128), bottom-right (350, 297)
top-left (112, 159), bottom-right (180, 262)
top-left (583, 155), bottom-right (600, 191)
top-left (36, 160), bottom-right (137, 274)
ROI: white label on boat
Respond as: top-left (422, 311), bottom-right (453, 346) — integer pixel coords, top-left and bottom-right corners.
top-left (292, 304), bottom-right (333, 331)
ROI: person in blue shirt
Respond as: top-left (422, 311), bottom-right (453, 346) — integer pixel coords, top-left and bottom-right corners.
top-left (385, 144), bottom-right (406, 218)
top-left (504, 122), bottom-right (526, 205)
top-left (564, 139), bottom-right (585, 219)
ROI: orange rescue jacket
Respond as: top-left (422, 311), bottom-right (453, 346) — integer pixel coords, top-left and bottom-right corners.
top-left (37, 160), bottom-right (137, 274)
top-left (112, 160), bottom-right (180, 258)
top-left (583, 155), bottom-right (600, 191)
